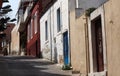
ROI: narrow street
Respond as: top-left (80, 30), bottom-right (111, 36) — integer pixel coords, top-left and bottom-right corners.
top-left (0, 56), bottom-right (72, 76)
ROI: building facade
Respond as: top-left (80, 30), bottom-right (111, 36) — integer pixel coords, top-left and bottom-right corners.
top-left (40, 0), bottom-right (70, 65)
top-left (69, 0), bottom-right (120, 76)
top-left (26, 0), bottom-right (41, 57)
top-left (70, 0), bottom-right (107, 76)
top-left (0, 23), bottom-right (15, 55)
top-left (103, 0), bottom-right (120, 75)
top-left (17, 0), bottom-right (33, 56)
top-left (4, 23), bottom-right (15, 54)
top-left (69, 0), bottom-right (107, 75)
top-left (26, 0), bottom-right (56, 57)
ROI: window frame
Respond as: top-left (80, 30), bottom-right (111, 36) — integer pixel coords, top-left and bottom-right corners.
top-left (45, 21), bottom-right (48, 41)
top-left (57, 8), bottom-right (61, 32)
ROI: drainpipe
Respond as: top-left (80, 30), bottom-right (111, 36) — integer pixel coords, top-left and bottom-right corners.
top-left (53, 5), bottom-right (55, 62)
top-left (85, 14), bottom-right (90, 75)
top-left (68, 10), bottom-right (71, 66)
top-left (49, 7), bottom-right (53, 61)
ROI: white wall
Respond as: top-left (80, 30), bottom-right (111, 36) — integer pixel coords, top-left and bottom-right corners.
top-left (40, 9), bottom-right (51, 60)
top-left (11, 24), bottom-right (20, 55)
top-left (40, 0), bottom-right (69, 64)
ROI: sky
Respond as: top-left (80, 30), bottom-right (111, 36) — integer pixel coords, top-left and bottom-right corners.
top-left (3, 0), bottom-right (20, 20)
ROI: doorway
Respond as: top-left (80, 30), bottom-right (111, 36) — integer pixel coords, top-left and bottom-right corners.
top-left (63, 31), bottom-right (69, 65)
top-left (91, 16), bottom-right (104, 72)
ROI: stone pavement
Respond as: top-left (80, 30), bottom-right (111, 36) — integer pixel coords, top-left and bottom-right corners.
top-left (0, 56), bottom-right (72, 76)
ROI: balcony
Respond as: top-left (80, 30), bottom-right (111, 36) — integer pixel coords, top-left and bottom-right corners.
top-left (24, 4), bottom-right (32, 22)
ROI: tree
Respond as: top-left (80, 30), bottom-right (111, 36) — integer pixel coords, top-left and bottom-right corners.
top-left (0, 0), bottom-right (16, 31)
top-left (0, 0), bottom-right (16, 38)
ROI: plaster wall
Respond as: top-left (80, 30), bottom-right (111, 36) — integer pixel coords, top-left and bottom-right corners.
top-left (11, 25), bottom-right (20, 55)
top-left (69, 0), bottom-right (107, 74)
top-left (40, 0), bottom-right (69, 64)
top-left (104, 0), bottom-right (120, 76)
top-left (70, 10), bottom-right (87, 74)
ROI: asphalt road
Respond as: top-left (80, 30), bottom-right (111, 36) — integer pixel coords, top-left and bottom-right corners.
top-left (0, 56), bottom-right (71, 76)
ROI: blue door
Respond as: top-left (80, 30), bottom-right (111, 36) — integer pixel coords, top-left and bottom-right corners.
top-left (63, 31), bottom-right (69, 65)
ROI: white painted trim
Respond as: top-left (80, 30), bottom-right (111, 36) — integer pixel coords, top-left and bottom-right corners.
top-left (88, 71), bottom-right (106, 76)
top-left (88, 17), bottom-right (94, 73)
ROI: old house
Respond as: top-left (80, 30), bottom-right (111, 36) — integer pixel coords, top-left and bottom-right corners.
top-left (26, 0), bottom-right (56, 57)
top-left (40, 0), bottom-right (70, 65)
top-left (70, 0), bottom-right (106, 76)
top-left (4, 23), bottom-right (15, 54)
top-left (14, 0), bottom-right (33, 55)
top-left (18, 0), bottom-right (35, 56)
top-left (70, 0), bottom-right (120, 76)
top-left (0, 23), bottom-right (15, 55)
top-left (26, 0), bottom-right (42, 57)
top-left (69, 0), bottom-right (107, 75)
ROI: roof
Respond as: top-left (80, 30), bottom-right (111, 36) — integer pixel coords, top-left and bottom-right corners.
top-left (18, 0), bottom-right (33, 9)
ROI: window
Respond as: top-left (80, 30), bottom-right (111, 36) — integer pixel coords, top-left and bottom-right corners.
top-left (57, 8), bottom-right (61, 32)
top-left (34, 11), bottom-right (37, 34)
top-left (45, 21), bottom-right (48, 40)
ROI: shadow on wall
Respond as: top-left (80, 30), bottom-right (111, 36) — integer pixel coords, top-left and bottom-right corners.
top-left (2, 47), bottom-right (8, 56)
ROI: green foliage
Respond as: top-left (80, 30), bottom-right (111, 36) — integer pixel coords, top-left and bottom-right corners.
top-left (0, 1), bottom-right (16, 32)
top-left (62, 64), bottom-right (72, 70)
top-left (10, 19), bottom-right (16, 22)
top-left (0, 0), bottom-right (16, 38)
top-left (2, 5), bottom-right (11, 9)
top-left (0, 17), bottom-right (10, 31)
top-left (3, 0), bottom-right (9, 3)
top-left (85, 8), bottom-right (96, 16)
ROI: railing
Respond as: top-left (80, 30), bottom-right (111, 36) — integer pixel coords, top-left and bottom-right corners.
top-left (17, 15), bottom-right (24, 32)
top-left (24, 3), bottom-right (33, 22)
